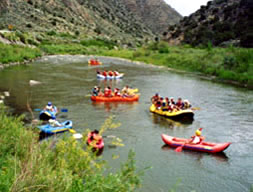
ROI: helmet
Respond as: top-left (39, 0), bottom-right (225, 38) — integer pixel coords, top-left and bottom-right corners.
top-left (46, 105), bottom-right (52, 110)
top-left (195, 129), bottom-right (201, 136)
top-left (47, 102), bottom-right (52, 106)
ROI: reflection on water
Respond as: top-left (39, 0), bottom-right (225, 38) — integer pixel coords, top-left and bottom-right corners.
top-left (92, 101), bottom-right (139, 112)
top-left (151, 113), bottom-right (193, 128)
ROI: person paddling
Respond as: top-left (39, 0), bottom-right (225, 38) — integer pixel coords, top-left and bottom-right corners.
top-left (44, 102), bottom-right (57, 112)
top-left (188, 128), bottom-right (204, 144)
top-left (102, 70), bottom-right (107, 77)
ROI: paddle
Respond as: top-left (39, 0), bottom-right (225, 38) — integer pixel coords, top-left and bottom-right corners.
top-left (175, 143), bottom-right (185, 152)
top-left (191, 107), bottom-right (200, 110)
top-left (34, 108), bottom-right (68, 112)
top-left (68, 129), bottom-right (84, 139)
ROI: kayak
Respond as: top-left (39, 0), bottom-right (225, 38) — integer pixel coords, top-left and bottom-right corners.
top-left (97, 73), bottom-right (124, 79)
top-left (88, 60), bottom-right (102, 65)
top-left (91, 95), bottom-right (139, 102)
top-left (149, 104), bottom-right (194, 120)
top-left (38, 120), bottom-right (73, 134)
top-left (39, 106), bottom-right (58, 121)
top-left (161, 134), bottom-right (231, 153)
top-left (87, 133), bottom-right (104, 149)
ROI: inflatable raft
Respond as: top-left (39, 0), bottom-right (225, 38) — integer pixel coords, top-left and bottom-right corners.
top-left (88, 60), bottom-right (102, 65)
top-left (149, 104), bottom-right (194, 120)
top-left (39, 106), bottom-right (58, 121)
top-left (97, 73), bottom-right (124, 79)
top-left (161, 134), bottom-right (231, 153)
top-left (91, 95), bottom-right (139, 102)
top-left (87, 133), bottom-right (104, 149)
top-left (38, 120), bottom-right (73, 134)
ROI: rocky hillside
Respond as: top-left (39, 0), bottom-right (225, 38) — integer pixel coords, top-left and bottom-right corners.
top-left (166, 0), bottom-right (253, 47)
top-left (122, 0), bottom-right (182, 34)
top-left (0, 0), bottom-right (181, 44)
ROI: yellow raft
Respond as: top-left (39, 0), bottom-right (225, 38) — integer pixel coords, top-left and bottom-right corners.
top-left (149, 104), bottom-right (194, 121)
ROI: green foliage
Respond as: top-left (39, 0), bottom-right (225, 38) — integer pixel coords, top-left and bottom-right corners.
top-left (80, 39), bottom-right (116, 49)
top-left (0, 43), bottom-right (41, 64)
top-left (0, 108), bottom-right (142, 192)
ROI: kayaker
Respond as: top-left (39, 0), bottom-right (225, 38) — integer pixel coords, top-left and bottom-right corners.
top-left (183, 100), bottom-right (192, 109)
top-left (102, 70), bottom-right (107, 77)
top-left (92, 86), bottom-right (99, 96)
top-left (88, 129), bottom-right (103, 146)
top-left (114, 88), bottom-right (121, 96)
top-left (188, 128), bottom-right (204, 144)
top-left (170, 97), bottom-right (175, 105)
top-left (104, 86), bottom-right (112, 97)
top-left (122, 85), bottom-right (129, 96)
top-left (49, 118), bottom-right (62, 127)
top-left (114, 70), bottom-right (119, 76)
top-left (44, 102), bottom-right (56, 112)
top-left (151, 93), bottom-right (160, 104)
top-left (176, 98), bottom-right (184, 109)
top-left (108, 70), bottom-right (114, 76)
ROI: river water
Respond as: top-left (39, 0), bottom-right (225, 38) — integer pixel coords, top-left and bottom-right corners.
top-left (0, 55), bottom-right (252, 192)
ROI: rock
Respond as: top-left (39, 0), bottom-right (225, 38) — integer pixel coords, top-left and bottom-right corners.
top-left (0, 100), bottom-right (3, 104)
top-left (0, 95), bottom-right (5, 99)
top-left (29, 80), bottom-right (42, 86)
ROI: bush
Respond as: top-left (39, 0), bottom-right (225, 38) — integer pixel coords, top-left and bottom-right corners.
top-left (0, 111), bottom-right (143, 192)
top-left (223, 55), bottom-right (238, 70)
top-left (80, 39), bottom-right (116, 49)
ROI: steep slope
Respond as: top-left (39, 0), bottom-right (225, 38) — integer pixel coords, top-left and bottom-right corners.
top-left (122, 0), bottom-right (182, 34)
top-left (0, 0), bottom-right (182, 44)
top-left (166, 0), bottom-right (253, 47)
top-left (0, 0), bottom-right (153, 44)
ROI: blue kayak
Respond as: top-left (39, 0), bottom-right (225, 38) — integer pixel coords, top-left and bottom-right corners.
top-left (38, 120), bottom-right (73, 134)
top-left (39, 106), bottom-right (58, 120)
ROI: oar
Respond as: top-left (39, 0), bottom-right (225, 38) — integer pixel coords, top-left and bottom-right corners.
top-left (191, 107), bottom-right (200, 110)
top-left (68, 129), bottom-right (83, 139)
top-left (34, 108), bottom-right (68, 112)
top-left (85, 94), bottom-right (92, 97)
top-left (175, 143), bottom-right (185, 152)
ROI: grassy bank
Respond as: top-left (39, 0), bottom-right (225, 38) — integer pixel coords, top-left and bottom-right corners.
top-left (0, 43), bottom-right (42, 64)
top-left (100, 43), bottom-right (253, 87)
top-left (0, 108), bottom-right (142, 191)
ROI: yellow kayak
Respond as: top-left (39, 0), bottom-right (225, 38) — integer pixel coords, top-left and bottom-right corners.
top-left (149, 104), bottom-right (194, 120)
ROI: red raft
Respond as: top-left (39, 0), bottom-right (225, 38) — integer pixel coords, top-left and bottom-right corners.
top-left (91, 95), bottom-right (139, 102)
top-left (88, 60), bottom-right (102, 65)
top-left (161, 134), bottom-right (231, 153)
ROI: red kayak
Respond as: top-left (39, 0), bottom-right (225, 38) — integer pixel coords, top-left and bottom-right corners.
top-left (161, 134), bottom-right (231, 153)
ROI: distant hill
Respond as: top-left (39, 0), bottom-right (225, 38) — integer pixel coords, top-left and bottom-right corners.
top-left (165, 0), bottom-right (253, 47)
top-left (122, 0), bottom-right (182, 34)
top-left (0, 0), bottom-right (181, 45)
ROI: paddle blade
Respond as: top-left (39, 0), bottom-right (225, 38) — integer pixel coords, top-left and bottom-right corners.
top-left (191, 107), bottom-right (200, 110)
top-left (175, 146), bottom-right (183, 152)
top-left (34, 109), bottom-right (41, 112)
top-left (61, 109), bottom-right (68, 112)
top-left (73, 133), bottom-right (83, 139)
top-left (69, 129), bottom-right (76, 134)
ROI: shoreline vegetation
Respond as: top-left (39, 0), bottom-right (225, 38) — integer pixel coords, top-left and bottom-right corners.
top-left (0, 34), bottom-right (252, 88)
top-left (0, 108), bottom-right (143, 191)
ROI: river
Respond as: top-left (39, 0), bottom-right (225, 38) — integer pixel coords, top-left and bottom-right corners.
top-left (0, 55), bottom-right (252, 192)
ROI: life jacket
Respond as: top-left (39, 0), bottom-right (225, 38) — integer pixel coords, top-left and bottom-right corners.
top-left (114, 71), bottom-right (119, 76)
top-left (192, 136), bottom-right (201, 144)
top-left (102, 71), bottom-right (107, 76)
top-left (108, 71), bottom-right (113, 76)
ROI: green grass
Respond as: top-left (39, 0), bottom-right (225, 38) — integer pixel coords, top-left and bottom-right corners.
top-left (98, 42), bottom-right (253, 86)
top-left (0, 107), bottom-right (143, 192)
top-left (0, 43), bottom-right (42, 64)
